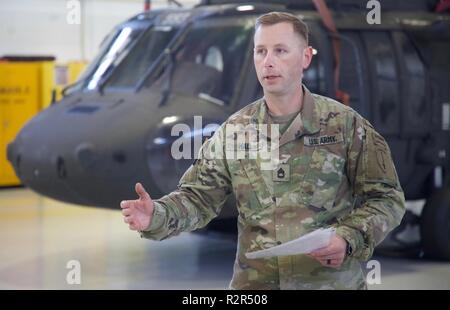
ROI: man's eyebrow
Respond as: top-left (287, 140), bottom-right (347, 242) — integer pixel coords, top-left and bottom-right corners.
top-left (254, 43), bottom-right (289, 49)
top-left (274, 43), bottom-right (289, 48)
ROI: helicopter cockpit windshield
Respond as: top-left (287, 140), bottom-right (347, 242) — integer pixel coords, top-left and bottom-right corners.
top-left (104, 25), bottom-right (178, 89)
top-left (138, 16), bottom-right (254, 105)
top-left (86, 26), bottom-right (143, 90)
top-left (63, 14), bottom-right (182, 95)
top-left (64, 21), bottom-right (148, 94)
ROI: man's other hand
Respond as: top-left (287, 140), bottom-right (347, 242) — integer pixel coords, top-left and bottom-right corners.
top-left (120, 182), bottom-right (154, 231)
top-left (308, 235), bottom-right (347, 269)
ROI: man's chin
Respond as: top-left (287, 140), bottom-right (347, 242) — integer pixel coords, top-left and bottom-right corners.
top-left (263, 87), bottom-right (283, 96)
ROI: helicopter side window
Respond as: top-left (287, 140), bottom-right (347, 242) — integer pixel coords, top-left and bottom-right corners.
top-left (394, 32), bottom-right (427, 136)
top-left (303, 37), bottom-right (326, 95)
top-left (168, 41), bottom-right (224, 99)
top-left (65, 24), bottom-right (145, 94)
top-left (303, 50), bottom-right (322, 94)
top-left (203, 46), bottom-right (224, 72)
top-left (86, 26), bottom-right (144, 90)
top-left (149, 18), bottom-right (253, 105)
top-left (363, 31), bottom-right (400, 136)
top-left (105, 26), bottom-right (177, 89)
top-left (337, 31), bottom-right (371, 119)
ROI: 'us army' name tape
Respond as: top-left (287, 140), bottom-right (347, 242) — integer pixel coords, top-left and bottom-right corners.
top-left (304, 133), bottom-right (343, 146)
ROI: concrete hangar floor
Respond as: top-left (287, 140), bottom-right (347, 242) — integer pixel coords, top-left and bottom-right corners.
top-left (1, 186), bottom-right (450, 290)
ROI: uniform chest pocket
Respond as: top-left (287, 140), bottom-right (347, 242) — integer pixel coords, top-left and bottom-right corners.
top-left (227, 158), bottom-right (275, 220)
top-left (301, 148), bottom-right (346, 210)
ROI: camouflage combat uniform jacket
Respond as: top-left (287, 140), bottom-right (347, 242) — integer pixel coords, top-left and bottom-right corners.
top-left (141, 85), bottom-right (406, 290)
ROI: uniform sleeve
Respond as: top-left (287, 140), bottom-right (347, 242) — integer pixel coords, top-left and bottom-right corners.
top-left (140, 126), bottom-right (233, 241)
top-left (335, 114), bottom-right (406, 261)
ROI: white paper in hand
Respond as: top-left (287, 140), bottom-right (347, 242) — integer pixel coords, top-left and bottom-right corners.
top-left (245, 227), bottom-right (335, 259)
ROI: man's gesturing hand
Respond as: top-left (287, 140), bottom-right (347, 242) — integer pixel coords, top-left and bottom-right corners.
top-left (308, 235), bottom-right (348, 269)
top-left (121, 182), bottom-right (154, 231)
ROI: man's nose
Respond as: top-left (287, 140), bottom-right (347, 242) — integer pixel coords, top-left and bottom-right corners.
top-left (263, 51), bottom-right (275, 67)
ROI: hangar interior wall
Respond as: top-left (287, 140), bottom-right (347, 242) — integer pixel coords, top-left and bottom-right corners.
top-left (0, 0), bottom-right (200, 63)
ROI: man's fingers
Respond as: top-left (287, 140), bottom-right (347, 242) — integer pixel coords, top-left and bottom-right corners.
top-left (120, 200), bottom-right (133, 209)
top-left (313, 253), bottom-right (344, 260)
top-left (308, 251), bottom-right (345, 268)
top-left (121, 183), bottom-right (151, 209)
top-left (318, 258), bottom-right (344, 268)
top-left (310, 247), bottom-right (329, 256)
top-left (317, 257), bottom-right (343, 264)
top-left (124, 217), bottom-right (138, 231)
top-left (122, 208), bottom-right (132, 217)
top-left (121, 200), bottom-right (142, 210)
top-left (129, 222), bottom-right (139, 231)
top-left (327, 263), bottom-right (341, 269)
top-left (135, 182), bottom-right (150, 200)
top-left (310, 247), bottom-right (336, 257)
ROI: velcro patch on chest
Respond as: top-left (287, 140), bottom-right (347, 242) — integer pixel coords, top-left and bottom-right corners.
top-left (304, 133), bottom-right (343, 146)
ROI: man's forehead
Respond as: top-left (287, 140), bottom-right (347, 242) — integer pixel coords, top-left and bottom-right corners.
top-left (255, 22), bottom-right (294, 36)
top-left (254, 22), bottom-right (303, 45)
top-left (254, 36), bottom-right (302, 48)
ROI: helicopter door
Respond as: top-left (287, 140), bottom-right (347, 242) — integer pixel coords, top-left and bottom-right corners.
top-left (392, 31), bottom-right (433, 137)
top-left (303, 21), bottom-right (334, 97)
top-left (362, 31), bottom-right (401, 137)
top-left (337, 31), bottom-right (371, 119)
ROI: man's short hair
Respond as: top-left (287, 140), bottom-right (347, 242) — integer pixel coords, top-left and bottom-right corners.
top-left (255, 11), bottom-right (309, 45)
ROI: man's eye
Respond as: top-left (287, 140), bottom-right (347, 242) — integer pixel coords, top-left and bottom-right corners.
top-left (255, 49), bottom-right (265, 55)
top-left (276, 48), bottom-right (287, 54)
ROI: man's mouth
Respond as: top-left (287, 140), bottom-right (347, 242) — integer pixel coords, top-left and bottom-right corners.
top-left (264, 75), bottom-right (281, 80)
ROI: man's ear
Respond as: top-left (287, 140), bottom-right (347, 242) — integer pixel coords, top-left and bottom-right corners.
top-left (302, 46), bottom-right (313, 70)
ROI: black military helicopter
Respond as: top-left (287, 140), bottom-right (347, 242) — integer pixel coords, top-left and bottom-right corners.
top-left (7, 0), bottom-right (450, 259)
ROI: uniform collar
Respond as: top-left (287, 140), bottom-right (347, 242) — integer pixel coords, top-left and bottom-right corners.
top-left (251, 84), bottom-right (321, 146)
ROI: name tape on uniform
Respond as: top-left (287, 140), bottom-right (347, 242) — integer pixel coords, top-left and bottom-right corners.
top-left (304, 133), bottom-right (343, 146)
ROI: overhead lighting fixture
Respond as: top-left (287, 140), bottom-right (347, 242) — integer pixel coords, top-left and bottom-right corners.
top-left (153, 137), bottom-right (167, 145)
top-left (400, 19), bottom-right (431, 27)
top-left (237, 5), bottom-right (254, 12)
top-left (162, 116), bottom-right (178, 124)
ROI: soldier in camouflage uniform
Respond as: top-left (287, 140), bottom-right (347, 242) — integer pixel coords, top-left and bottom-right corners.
top-left (121, 12), bottom-right (405, 289)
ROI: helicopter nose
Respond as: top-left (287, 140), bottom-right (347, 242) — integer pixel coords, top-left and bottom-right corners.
top-left (6, 109), bottom-right (143, 208)
top-left (5, 120), bottom-right (90, 205)
top-left (6, 141), bottom-right (21, 178)
top-left (5, 91), bottom-right (163, 208)
top-left (75, 143), bottom-right (98, 170)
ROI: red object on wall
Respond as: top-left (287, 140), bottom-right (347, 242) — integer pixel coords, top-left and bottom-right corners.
top-left (435, 0), bottom-right (450, 12)
top-left (144, 0), bottom-right (151, 11)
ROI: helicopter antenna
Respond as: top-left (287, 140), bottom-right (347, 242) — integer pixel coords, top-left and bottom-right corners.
top-left (312, 0), bottom-right (350, 106)
top-left (168, 0), bottom-right (183, 7)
